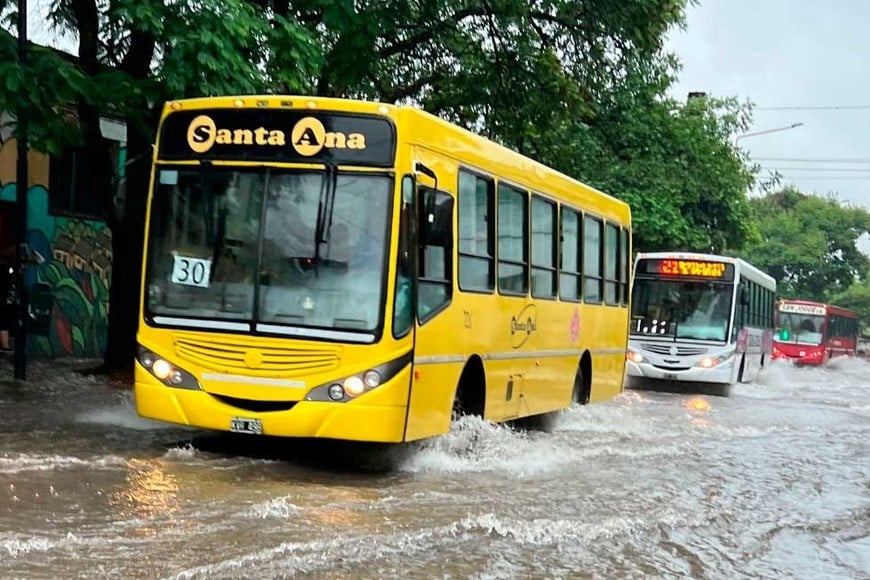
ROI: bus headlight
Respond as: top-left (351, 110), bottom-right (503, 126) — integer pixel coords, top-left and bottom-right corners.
top-left (343, 376), bottom-right (365, 397)
top-left (626, 350), bottom-right (644, 364)
top-left (696, 356), bottom-right (719, 368)
top-left (137, 345), bottom-right (201, 390)
top-left (695, 351), bottom-right (733, 369)
top-left (327, 384), bottom-right (345, 401)
top-left (363, 370), bottom-right (381, 388)
top-left (305, 352), bottom-right (412, 403)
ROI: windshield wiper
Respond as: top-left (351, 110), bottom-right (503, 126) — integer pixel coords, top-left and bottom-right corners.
top-left (312, 163), bottom-right (338, 276)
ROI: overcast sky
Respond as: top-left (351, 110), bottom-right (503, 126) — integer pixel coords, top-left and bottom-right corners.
top-left (666, 0), bottom-right (870, 208)
top-left (666, 0), bottom-right (870, 253)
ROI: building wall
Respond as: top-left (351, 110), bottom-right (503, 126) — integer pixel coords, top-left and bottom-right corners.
top-left (0, 136), bottom-right (112, 358)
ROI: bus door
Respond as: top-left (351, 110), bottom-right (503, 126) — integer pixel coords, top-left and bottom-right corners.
top-left (403, 163), bottom-right (458, 440)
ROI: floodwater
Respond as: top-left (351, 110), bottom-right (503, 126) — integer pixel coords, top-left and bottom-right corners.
top-left (1, 357), bottom-right (867, 579)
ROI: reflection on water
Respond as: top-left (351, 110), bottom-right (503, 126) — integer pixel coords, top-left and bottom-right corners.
top-left (0, 358), bottom-right (867, 578)
top-left (682, 396), bottom-right (713, 425)
top-left (109, 459), bottom-right (180, 533)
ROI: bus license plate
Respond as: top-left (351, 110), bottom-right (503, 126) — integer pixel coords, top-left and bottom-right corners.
top-left (230, 417), bottom-right (263, 435)
top-left (663, 373), bottom-right (677, 381)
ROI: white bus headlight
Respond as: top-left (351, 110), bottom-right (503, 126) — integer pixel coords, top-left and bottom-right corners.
top-left (327, 384), bottom-right (345, 401)
top-left (343, 376), bottom-right (365, 397)
top-left (696, 356), bottom-right (719, 368)
top-left (151, 359), bottom-right (172, 379)
top-left (137, 345), bottom-right (201, 390)
top-left (627, 350), bottom-right (644, 364)
top-left (363, 370), bottom-right (381, 388)
top-left (695, 351), bottom-right (733, 369)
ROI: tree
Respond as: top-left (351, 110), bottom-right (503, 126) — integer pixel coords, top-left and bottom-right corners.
top-left (744, 188), bottom-right (870, 300)
top-left (3, 0), bottom-right (755, 370)
top-left (828, 274), bottom-right (870, 335)
top-left (551, 81), bottom-right (757, 253)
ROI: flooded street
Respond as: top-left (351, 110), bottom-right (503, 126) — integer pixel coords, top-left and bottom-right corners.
top-left (1, 358), bottom-right (867, 579)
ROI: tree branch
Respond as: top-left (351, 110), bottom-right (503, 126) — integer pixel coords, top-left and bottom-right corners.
top-left (70, 0), bottom-right (99, 73)
top-left (378, 6), bottom-right (488, 59)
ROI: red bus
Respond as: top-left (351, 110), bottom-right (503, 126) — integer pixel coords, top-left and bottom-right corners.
top-left (772, 300), bottom-right (860, 365)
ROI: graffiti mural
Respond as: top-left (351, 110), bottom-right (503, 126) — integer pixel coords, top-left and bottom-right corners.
top-left (0, 134), bottom-right (113, 358)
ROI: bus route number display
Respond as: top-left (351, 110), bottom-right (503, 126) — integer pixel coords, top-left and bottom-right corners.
top-left (659, 259), bottom-right (726, 278)
top-left (171, 254), bottom-right (212, 288)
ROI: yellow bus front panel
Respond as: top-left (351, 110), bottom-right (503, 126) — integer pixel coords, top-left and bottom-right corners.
top-left (134, 359), bottom-right (413, 443)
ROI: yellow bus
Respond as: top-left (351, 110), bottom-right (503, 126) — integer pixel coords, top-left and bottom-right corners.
top-left (134, 95), bottom-right (632, 443)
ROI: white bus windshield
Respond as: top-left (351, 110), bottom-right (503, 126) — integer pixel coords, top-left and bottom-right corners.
top-left (631, 279), bottom-right (733, 341)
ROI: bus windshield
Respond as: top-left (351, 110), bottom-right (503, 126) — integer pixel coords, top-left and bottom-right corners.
top-left (630, 279), bottom-right (733, 341)
top-left (145, 167), bottom-right (392, 335)
top-left (775, 312), bottom-right (824, 345)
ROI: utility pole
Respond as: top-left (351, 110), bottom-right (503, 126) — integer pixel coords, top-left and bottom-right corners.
top-left (14, 0), bottom-right (28, 380)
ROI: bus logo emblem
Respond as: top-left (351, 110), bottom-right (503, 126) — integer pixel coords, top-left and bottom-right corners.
top-left (244, 350), bottom-right (264, 369)
top-left (669, 345), bottom-right (678, 356)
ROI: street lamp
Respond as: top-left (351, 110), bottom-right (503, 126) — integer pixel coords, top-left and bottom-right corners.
top-left (735, 122), bottom-right (804, 144)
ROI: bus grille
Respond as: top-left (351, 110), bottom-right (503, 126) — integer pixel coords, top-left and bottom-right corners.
top-left (640, 343), bottom-right (708, 356)
top-left (174, 335), bottom-right (341, 375)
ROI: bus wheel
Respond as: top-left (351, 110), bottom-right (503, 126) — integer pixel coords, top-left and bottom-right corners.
top-left (571, 369), bottom-right (583, 404)
top-left (573, 352), bottom-right (592, 405)
top-left (452, 356), bottom-right (485, 422)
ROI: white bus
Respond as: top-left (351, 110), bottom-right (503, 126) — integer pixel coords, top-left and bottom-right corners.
top-left (626, 252), bottom-right (776, 389)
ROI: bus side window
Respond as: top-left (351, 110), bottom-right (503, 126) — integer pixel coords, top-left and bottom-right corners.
top-left (393, 176), bottom-right (416, 338)
top-left (418, 187), bottom-right (454, 321)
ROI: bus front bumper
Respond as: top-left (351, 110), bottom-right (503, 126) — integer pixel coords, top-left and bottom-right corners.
top-left (771, 350), bottom-right (825, 366)
top-left (625, 359), bottom-right (735, 385)
top-left (134, 367), bottom-right (411, 443)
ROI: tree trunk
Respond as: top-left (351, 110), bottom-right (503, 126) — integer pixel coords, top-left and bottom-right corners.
top-left (102, 126), bottom-right (152, 370)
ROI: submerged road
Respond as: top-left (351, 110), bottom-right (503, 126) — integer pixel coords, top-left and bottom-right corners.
top-left (1, 358), bottom-right (867, 578)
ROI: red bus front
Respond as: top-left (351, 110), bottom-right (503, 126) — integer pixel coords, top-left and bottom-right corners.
top-left (772, 300), bottom-right (860, 365)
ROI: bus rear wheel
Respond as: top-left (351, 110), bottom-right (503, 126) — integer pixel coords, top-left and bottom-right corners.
top-left (573, 356), bottom-right (592, 405)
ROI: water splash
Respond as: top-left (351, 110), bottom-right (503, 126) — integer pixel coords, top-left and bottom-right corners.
top-left (0, 452), bottom-right (127, 474)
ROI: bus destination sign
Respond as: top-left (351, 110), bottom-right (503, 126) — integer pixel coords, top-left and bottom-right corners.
top-left (778, 303), bottom-right (826, 316)
top-left (658, 259), bottom-right (727, 278)
top-left (157, 109), bottom-right (396, 166)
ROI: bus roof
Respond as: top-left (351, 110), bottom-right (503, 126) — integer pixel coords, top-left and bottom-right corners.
top-left (159, 94), bottom-right (630, 225)
top-left (393, 107), bottom-right (629, 222)
top-left (635, 251), bottom-right (776, 289)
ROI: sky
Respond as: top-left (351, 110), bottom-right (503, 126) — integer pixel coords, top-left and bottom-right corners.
top-left (665, 0), bottom-right (870, 252)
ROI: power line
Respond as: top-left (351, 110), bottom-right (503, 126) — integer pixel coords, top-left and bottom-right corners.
top-left (768, 175), bottom-right (870, 180)
top-left (752, 157), bottom-right (870, 163)
top-left (755, 105), bottom-right (870, 111)
top-left (760, 166), bottom-right (870, 172)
